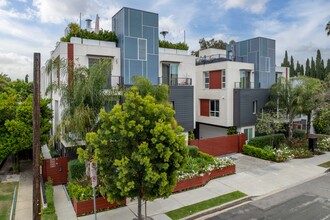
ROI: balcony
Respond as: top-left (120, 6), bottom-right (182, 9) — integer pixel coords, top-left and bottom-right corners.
top-left (234, 81), bottom-right (255, 89)
top-left (196, 54), bottom-right (231, 66)
top-left (158, 77), bottom-right (192, 86)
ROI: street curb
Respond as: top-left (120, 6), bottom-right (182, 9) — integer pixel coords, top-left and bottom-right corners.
top-left (182, 196), bottom-right (255, 220)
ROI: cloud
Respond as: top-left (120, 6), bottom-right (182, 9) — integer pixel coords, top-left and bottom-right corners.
top-left (222, 0), bottom-right (269, 14)
top-left (0, 0), bottom-right (7, 8)
top-left (251, 0), bottom-right (330, 65)
top-left (33, 0), bottom-right (91, 24)
top-left (0, 52), bottom-right (32, 80)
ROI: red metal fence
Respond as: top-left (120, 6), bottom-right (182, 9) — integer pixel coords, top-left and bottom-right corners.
top-left (189, 134), bottom-right (246, 156)
top-left (42, 157), bottom-right (68, 185)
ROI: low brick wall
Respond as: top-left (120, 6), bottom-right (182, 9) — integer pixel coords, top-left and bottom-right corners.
top-left (173, 165), bottom-right (236, 192)
top-left (189, 134), bottom-right (246, 156)
top-left (73, 197), bottom-right (126, 216)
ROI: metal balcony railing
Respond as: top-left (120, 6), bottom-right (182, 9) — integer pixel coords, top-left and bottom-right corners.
top-left (158, 77), bottom-right (192, 86)
top-left (234, 81), bottom-right (255, 89)
top-left (195, 54), bottom-right (231, 65)
top-left (105, 75), bottom-right (122, 89)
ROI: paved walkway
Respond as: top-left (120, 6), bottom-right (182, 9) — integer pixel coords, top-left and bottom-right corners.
top-left (15, 160), bottom-right (33, 220)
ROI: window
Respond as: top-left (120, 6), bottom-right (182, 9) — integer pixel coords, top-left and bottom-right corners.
top-left (265, 57), bottom-right (270, 72)
top-left (253, 100), bottom-right (258, 114)
top-left (222, 70), bottom-right (226, 88)
top-left (203, 72), bottom-right (209, 88)
top-left (88, 58), bottom-right (100, 68)
top-left (210, 100), bottom-right (219, 117)
top-left (170, 64), bottom-right (178, 85)
top-left (244, 128), bottom-right (254, 141)
top-left (138, 38), bottom-right (147, 60)
top-left (240, 70), bottom-right (250, 88)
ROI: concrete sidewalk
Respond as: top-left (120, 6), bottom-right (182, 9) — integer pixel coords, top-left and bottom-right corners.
top-left (53, 152), bottom-right (330, 220)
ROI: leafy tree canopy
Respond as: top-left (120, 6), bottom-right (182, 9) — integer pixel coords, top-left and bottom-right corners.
top-left (86, 86), bottom-right (187, 219)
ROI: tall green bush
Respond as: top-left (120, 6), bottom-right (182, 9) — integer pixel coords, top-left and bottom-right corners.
top-left (68, 159), bottom-right (85, 181)
top-left (159, 40), bottom-right (189, 50)
top-left (248, 134), bottom-right (285, 148)
top-left (187, 145), bottom-right (199, 157)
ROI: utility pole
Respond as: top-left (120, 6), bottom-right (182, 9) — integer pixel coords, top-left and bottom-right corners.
top-left (33, 53), bottom-right (41, 220)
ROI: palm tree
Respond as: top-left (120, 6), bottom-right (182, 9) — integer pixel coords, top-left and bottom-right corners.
top-left (267, 77), bottom-right (299, 138)
top-left (46, 58), bottom-right (115, 147)
top-left (326, 21), bottom-right (330, 36)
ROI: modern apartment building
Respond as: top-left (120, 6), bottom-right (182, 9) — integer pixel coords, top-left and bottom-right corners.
top-left (195, 37), bottom-right (283, 140)
top-left (41, 7), bottom-right (195, 157)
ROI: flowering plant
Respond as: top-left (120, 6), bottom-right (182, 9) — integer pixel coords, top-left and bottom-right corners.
top-left (274, 144), bottom-right (294, 162)
top-left (318, 138), bottom-right (330, 152)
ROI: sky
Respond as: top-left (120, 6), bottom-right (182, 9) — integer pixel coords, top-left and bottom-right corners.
top-left (1, 0), bottom-right (330, 80)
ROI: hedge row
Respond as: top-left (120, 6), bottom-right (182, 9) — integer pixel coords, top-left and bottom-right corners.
top-left (243, 144), bottom-right (275, 161)
top-left (68, 159), bottom-right (85, 181)
top-left (248, 134), bottom-right (285, 148)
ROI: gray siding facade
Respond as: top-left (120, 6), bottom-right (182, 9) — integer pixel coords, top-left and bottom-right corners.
top-left (169, 86), bottom-right (194, 131)
top-left (228, 37), bottom-right (276, 89)
top-left (233, 89), bottom-right (270, 127)
top-left (113, 7), bottom-right (159, 85)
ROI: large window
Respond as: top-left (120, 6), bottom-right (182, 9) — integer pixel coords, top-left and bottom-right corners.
top-left (222, 70), bottom-right (226, 88)
top-left (210, 100), bottom-right (219, 117)
top-left (203, 72), bottom-right (209, 89)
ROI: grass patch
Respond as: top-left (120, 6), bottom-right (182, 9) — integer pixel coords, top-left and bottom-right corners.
top-left (41, 180), bottom-right (58, 220)
top-left (0, 182), bottom-right (18, 220)
top-left (318, 161), bottom-right (330, 168)
top-left (165, 191), bottom-right (246, 220)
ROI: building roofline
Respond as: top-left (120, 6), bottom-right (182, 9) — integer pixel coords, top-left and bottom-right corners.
top-left (112, 7), bottom-right (158, 18)
top-left (237, 36), bottom-right (276, 43)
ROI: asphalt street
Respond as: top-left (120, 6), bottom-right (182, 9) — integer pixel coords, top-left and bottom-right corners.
top-left (206, 173), bottom-right (330, 220)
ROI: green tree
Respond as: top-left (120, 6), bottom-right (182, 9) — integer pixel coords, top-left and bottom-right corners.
top-left (255, 111), bottom-right (284, 146)
top-left (281, 50), bottom-right (290, 67)
top-left (296, 76), bottom-right (324, 138)
top-left (86, 87), bottom-right (187, 220)
top-left (305, 58), bottom-right (311, 77)
top-left (10, 80), bottom-right (33, 101)
top-left (315, 49), bottom-right (325, 80)
top-left (326, 21), bottom-right (330, 36)
top-left (191, 38), bottom-right (230, 56)
top-left (290, 56), bottom-right (295, 77)
top-left (296, 61), bottom-right (301, 76)
top-left (326, 59), bottom-right (330, 79)
top-left (311, 57), bottom-right (316, 78)
top-left (267, 78), bottom-right (298, 138)
top-left (301, 64), bottom-right (304, 76)
top-left (0, 96), bottom-right (52, 168)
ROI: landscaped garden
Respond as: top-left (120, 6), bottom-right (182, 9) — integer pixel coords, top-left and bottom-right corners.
top-left (65, 145), bottom-right (235, 216)
top-left (243, 133), bottom-right (330, 162)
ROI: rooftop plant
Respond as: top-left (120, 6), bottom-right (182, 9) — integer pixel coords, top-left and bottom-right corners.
top-left (159, 40), bottom-right (189, 50)
top-left (61, 23), bottom-right (117, 43)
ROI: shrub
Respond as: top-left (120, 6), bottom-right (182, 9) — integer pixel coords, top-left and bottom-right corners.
top-left (67, 178), bottom-right (94, 201)
top-left (49, 146), bottom-right (59, 158)
top-left (274, 144), bottom-right (294, 162)
top-left (188, 131), bottom-right (195, 140)
top-left (187, 145), bottom-right (199, 157)
top-left (159, 40), bottom-right (189, 50)
top-left (285, 137), bottom-right (308, 149)
top-left (291, 148), bottom-right (313, 158)
top-left (177, 151), bottom-right (234, 180)
top-left (293, 129), bottom-right (306, 139)
top-left (227, 126), bottom-right (238, 135)
top-left (243, 144), bottom-right (275, 161)
top-left (318, 137), bottom-right (330, 152)
top-left (68, 159), bottom-right (85, 181)
top-left (248, 134), bottom-right (285, 148)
